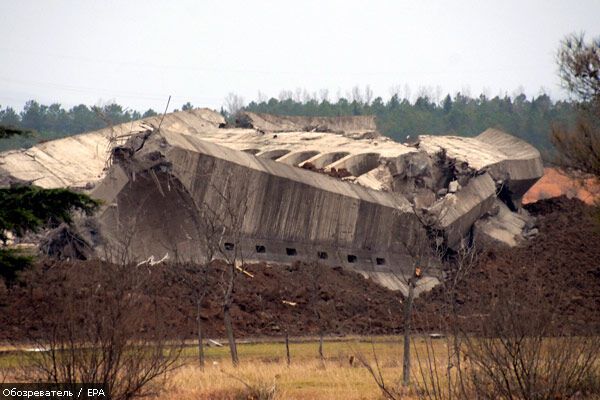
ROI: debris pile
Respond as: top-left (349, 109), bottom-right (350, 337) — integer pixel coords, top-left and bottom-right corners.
top-left (0, 109), bottom-right (545, 294)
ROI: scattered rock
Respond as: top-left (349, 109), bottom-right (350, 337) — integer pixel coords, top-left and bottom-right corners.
top-left (523, 228), bottom-right (539, 238)
top-left (448, 180), bottom-right (460, 193)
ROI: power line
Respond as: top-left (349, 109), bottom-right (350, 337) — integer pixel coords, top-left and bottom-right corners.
top-left (0, 47), bottom-right (546, 77)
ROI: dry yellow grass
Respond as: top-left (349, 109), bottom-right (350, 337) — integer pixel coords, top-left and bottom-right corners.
top-left (3, 337), bottom-right (598, 399)
top-left (161, 337), bottom-right (446, 400)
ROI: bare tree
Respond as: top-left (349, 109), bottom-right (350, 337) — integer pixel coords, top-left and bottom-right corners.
top-left (399, 236), bottom-right (445, 387)
top-left (557, 33), bottom-right (600, 103)
top-left (278, 90), bottom-right (293, 101)
top-left (552, 33), bottom-right (600, 178)
top-left (319, 88), bottom-right (330, 103)
top-left (304, 260), bottom-right (333, 366)
top-left (395, 199), bottom-right (453, 388)
top-left (257, 91), bottom-right (268, 103)
top-left (356, 238), bottom-right (477, 400)
top-left (411, 244), bottom-right (478, 400)
top-left (351, 86), bottom-right (363, 104)
top-left (389, 84), bottom-right (403, 99)
top-left (196, 170), bottom-right (252, 366)
top-left (355, 189), bottom-right (478, 399)
top-left (168, 262), bottom-right (211, 369)
top-left (401, 261), bottom-right (419, 387)
top-left (224, 93), bottom-right (245, 117)
top-left (364, 85), bottom-right (374, 105)
top-left (15, 260), bottom-right (184, 400)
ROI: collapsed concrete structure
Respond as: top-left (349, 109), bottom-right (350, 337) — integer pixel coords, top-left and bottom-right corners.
top-left (0, 109), bottom-right (544, 294)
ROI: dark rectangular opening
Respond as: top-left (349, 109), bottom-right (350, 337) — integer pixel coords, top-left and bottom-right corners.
top-left (376, 257), bottom-right (386, 265)
top-left (317, 251), bottom-right (328, 260)
top-left (224, 242), bottom-right (234, 251)
top-left (255, 245), bottom-right (266, 253)
top-left (286, 248), bottom-right (297, 256)
top-left (347, 254), bottom-right (357, 263)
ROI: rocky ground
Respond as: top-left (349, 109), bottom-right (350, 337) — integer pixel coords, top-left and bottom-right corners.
top-left (2, 197), bottom-right (599, 340)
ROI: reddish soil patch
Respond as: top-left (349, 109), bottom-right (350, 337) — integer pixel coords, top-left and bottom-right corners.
top-left (523, 167), bottom-right (599, 205)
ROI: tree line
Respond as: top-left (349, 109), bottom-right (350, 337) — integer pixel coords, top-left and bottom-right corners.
top-left (0, 101), bottom-right (161, 152)
top-left (0, 92), bottom-right (579, 154)
top-left (244, 90), bottom-right (578, 153)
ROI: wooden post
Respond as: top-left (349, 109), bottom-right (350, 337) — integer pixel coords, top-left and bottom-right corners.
top-left (197, 299), bottom-right (205, 369)
top-left (318, 329), bottom-right (325, 366)
top-left (402, 270), bottom-right (417, 387)
top-left (285, 331), bottom-right (291, 366)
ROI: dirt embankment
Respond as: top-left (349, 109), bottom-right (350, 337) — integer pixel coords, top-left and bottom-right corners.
top-left (1, 197), bottom-right (599, 340)
top-left (421, 196), bottom-right (600, 333)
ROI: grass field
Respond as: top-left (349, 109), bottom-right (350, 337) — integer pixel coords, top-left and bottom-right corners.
top-left (0, 336), bottom-right (443, 400)
top-left (165, 337), bottom-right (442, 400)
top-left (3, 336), bottom-right (598, 399)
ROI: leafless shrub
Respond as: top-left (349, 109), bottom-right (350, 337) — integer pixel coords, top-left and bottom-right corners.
top-left (553, 33), bottom-right (600, 180)
top-left (14, 260), bottom-right (184, 400)
top-left (230, 381), bottom-right (279, 400)
top-left (305, 261), bottom-right (334, 366)
top-left (552, 116), bottom-right (600, 179)
top-left (461, 269), bottom-right (600, 400)
top-left (224, 93), bottom-right (246, 119)
top-left (197, 170), bottom-right (252, 367)
top-left (167, 262), bottom-right (211, 369)
top-left (355, 339), bottom-right (408, 400)
top-left (221, 370), bottom-right (279, 400)
top-left (355, 244), bottom-right (477, 400)
top-left (411, 245), bottom-right (478, 400)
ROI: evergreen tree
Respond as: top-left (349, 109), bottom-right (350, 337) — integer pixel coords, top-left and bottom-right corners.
top-left (142, 108), bottom-right (158, 118)
top-left (0, 128), bottom-right (100, 281)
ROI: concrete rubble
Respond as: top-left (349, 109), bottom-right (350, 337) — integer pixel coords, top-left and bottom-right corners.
top-left (0, 109), bottom-right (544, 294)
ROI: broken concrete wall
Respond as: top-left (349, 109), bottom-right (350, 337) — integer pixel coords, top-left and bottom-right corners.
top-left (475, 128), bottom-right (545, 209)
top-left (391, 130), bottom-right (543, 248)
top-left (0, 108), bottom-right (225, 189)
top-left (473, 199), bottom-right (534, 247)
top-left (0, 109), bottom-right (545, 292)
top-left (428, 173), bottom-right (497, 248)
top-left (90, 130), bottom-right (432, 290)
top-left (241, 112), bottom-right (378, 136)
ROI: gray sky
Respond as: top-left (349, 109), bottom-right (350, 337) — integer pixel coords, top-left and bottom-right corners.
top-left (1, 0), bottom-right (599, 112)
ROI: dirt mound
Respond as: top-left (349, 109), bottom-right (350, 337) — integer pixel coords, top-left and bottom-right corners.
top-left (421, 196), bottom-right (600, 333)
top-left (523, 167), bottom-right (600, 205)
top-left (0, 261), bottom-right (407, 340)
top-left (2, 197), bottom-right (598, 340)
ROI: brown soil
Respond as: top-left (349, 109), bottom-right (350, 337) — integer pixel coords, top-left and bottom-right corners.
top-left (420, 196), bottom-right (600, 334)
top-left (2, 197), bottom-right (599, 340)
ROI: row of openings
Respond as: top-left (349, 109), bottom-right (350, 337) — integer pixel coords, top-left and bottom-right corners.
top-left (223, 242), bottom-right (386, 265)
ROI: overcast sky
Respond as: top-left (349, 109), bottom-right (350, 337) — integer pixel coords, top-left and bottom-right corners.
top-left (1, 0), bottom-right (599, 112)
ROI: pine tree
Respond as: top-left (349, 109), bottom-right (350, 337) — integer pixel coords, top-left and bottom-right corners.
top-left (0, 126), bottom-right (99, 281)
